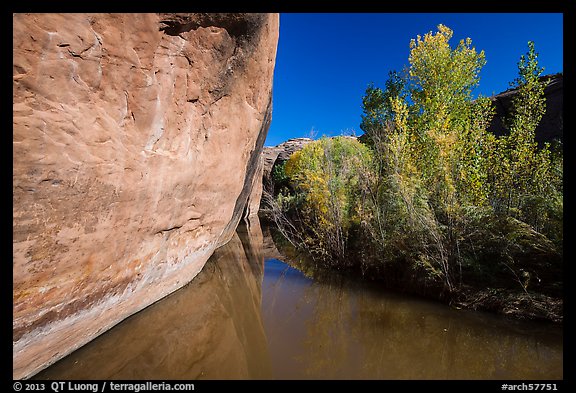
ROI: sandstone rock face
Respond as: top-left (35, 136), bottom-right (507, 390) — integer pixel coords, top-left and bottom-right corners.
top-left (243, 155), bottom-right (264, 219)
top-left (487, 73), bottom-right (563, 144)
top-left (13, 13), bottom-right (278, 379)
top-left (34, 218), bottom-right (270, 380)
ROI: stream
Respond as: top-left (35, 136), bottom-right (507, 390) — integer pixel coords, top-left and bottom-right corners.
top-left (35, 217), bottom-right (562, 380)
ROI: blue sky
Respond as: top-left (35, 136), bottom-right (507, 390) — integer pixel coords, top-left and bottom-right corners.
top-left (265, 13), bottom-right (563, 147)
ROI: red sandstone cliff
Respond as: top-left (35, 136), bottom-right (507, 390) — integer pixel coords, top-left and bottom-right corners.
top-left (13, 13), bottom-right (278, 379)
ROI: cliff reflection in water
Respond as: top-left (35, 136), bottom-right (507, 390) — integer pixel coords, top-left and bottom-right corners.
top-left (36, 217), bottom-right (271, 380)
top-left (36, 217), bottom-right (562, 380)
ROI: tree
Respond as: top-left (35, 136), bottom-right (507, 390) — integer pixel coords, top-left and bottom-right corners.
top-left (270, 26), bottom-right (562, 302)
top-left (360, 71), bottom-right (406, 145)
top-left (486, 41), bottom-right (562, 246)
top-left (488, 43), bottom-right (553, 211)
top-left (407, 24), bottom-right (492, 209)
top-left (282, 137), bottom-right (374, 265)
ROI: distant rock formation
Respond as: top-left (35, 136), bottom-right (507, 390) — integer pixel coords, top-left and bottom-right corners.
top-left (259, 136), bottom-right (365, 210)
top-left (261, 138), bottom-right (314, 196)
top-left (13, 13), bottom-right (278, 379)
top-left (487, 73), bottom-right (563, 144)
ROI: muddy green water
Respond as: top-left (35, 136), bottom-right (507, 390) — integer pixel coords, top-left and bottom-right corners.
top-left (35, 218), bottom-right (562, 380)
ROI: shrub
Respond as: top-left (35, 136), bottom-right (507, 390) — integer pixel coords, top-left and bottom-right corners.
top-left (270, 25), bottom-right (562, 300)
top-left (279, 136), bottom-right (374, 266)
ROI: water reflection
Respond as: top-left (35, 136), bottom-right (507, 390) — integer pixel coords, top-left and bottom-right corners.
top-left (35, 217), bottom-right (271, 380)
top-left (261, 256), bottom-right (562, 380)
top-left (35, 217), bottom-right (562, 380)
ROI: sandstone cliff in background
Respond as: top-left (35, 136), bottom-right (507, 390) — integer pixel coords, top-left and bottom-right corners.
top-left (262, 137), bottom-right (314, 197)
top-left (13, 13), bottom-right (278, 379)
top-left (487, 73), bottom-right (563, 144)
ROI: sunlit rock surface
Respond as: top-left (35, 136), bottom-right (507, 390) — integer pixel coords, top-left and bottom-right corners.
top-left (13, 13), bottom-right (278, 379)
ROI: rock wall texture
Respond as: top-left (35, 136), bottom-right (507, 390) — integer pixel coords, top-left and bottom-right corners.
top-left (487, 73), bottom-right (563, 144)
top-left (13, 13), bottom-right (278, 379)
top-left (243, 155), bottom-right (264, 219)
top-left (34, 217), bottom-right (270, 380)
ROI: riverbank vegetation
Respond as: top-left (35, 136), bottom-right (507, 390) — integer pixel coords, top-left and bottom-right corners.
top-left (263, 25), bottom-right (563, 322)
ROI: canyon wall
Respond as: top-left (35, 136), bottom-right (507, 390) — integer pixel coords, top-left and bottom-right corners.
top-left (34, 217), bottom-right (270, 380)
top-left (13, 13), bottom-right (278, 379)
top-left (261, 137), bottom-right (314, 198)
top-left (487, 73), bottom-right (563, 144)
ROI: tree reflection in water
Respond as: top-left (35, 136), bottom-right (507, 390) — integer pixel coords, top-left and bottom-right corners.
top-left (262, 225), bottom-right (562, 380)
top-left (35, 218), bottom-right (562, 380)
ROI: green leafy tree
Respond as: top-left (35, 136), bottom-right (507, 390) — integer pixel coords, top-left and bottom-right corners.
top-left (392, 25), bottom-right (495, 290)
top-left (488, 45), bottom-right (556, 211)
top-left (359, 26), bottom-right (562, 292)
top-left (486, 41), bottom-right (562, 248)
top-left (271, 25), bottom-right (562, 303)
top-left (360, 71), bottom-right (407, 145)
top-left (282, 137), bottom-right (374, 264)
top-left (407, 24), bottom-right (492, 209)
